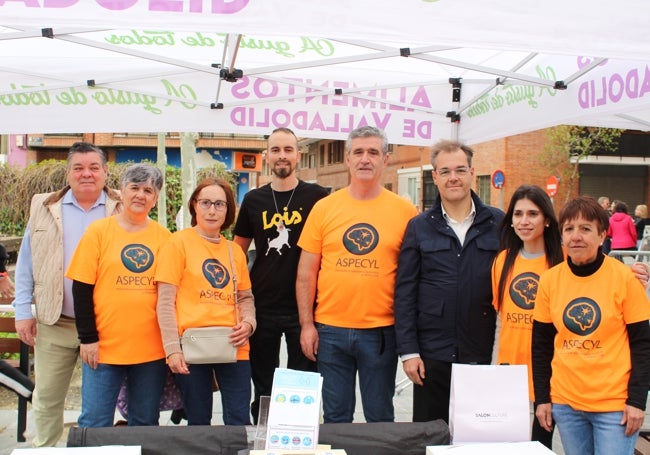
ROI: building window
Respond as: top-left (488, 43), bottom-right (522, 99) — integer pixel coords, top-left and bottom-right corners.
top-left (300, 151), bottom-right (317, 170)
top-left (327, 141), bottom-right (344, 164)
top-left (319, 144), bottom-right (326, 167)
top-left (407, 177), bottom-right (418, 206)
top-left (422, 170), bottom-right (438, 211)
top-left (477, 175), bottom-right (491, 204)
top-left (335, 142), bottom-right (344, 163)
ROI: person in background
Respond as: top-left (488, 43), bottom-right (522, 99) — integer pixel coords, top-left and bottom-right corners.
top-left (598, 196), bottom-right (612, 254)
top-left (0, 243), bottom-right (33, 401)
top-left (66, 163), bottom-right (171, 428)
top-left (0, 243), bottom-right (15, 299)
top-left (13, 142), bottom-right (120, 446)
top-left (297, 126), bottom-right (418, 423)
top-left (0, 358), bottom-right (34, 402)
top-left (233, 128), bottom-right (329, 424)
top-left (633, 204), bottom-right (649, 250)
top-left (491, 185), bottom-right (564, 449)
top-left (394, 139), bottom-right (504, 424)
top-left (598, 196), bottom-right (611, 214)
top-left (608, 201), bottom-right (637, 255)
top-left (156, 177), bottom-right (256, 426)
top-left (533, 196), bottom-right (650, 455)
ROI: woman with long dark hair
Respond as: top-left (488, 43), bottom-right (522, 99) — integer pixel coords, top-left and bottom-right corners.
top-left (491, 185), bottom-right (563, 448)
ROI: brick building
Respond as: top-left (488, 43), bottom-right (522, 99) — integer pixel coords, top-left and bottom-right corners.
top-left (9, 128), bottom-right (650, 214)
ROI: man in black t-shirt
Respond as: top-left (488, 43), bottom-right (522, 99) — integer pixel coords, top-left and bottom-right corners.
top-left (234, 128), bottom-right (329, 423)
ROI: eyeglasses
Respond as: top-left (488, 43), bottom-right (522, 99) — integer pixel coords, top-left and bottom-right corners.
top-left (196, 199), bottom-right (228, 211)
top-left (435, 166), bottom-right (470, 178)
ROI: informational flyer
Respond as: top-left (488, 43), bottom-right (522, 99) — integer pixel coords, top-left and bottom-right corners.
top-left (265, 368), bottom-right (323, 451)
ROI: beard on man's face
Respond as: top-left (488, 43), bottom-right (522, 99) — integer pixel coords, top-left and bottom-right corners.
top-left (272, 163), bottom-right (293, 179)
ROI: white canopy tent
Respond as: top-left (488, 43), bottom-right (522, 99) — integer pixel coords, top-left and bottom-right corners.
top-left (1, 0), bottom-right (650, 146)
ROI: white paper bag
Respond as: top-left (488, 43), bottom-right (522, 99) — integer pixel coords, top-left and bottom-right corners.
top-left (448, 364), bottom-right (529, 444)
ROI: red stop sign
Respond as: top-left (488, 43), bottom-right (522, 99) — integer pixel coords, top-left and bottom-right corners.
top-left (546, 175), bottom-right (559, 197)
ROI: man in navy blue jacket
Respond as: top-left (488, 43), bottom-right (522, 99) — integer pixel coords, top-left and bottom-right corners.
top-left (394, 140), bottom-right (504, 423)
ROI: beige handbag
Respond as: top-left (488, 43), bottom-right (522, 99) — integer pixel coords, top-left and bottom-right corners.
top-left (180, 241), bottom-right (239, 364)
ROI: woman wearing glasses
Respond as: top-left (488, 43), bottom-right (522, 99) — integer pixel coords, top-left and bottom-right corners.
top-left (155, 177), bottom-right (256, 425)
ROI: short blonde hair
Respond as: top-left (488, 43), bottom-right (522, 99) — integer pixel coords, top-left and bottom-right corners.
top-left (635, 204), bottom-right (648, 218)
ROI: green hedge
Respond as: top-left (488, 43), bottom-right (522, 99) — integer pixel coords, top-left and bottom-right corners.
top-left (0, 160), bottom-right (234, 236)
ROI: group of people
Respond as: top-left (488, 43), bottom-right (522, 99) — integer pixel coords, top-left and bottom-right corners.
top-left (8, 130), bottom-right (327, 445)
top-left (598, 195), bottom-right (650, 253)
top-left (11, 142), bottom-right (258, 438)
top-left (6, 129), bottom-right (650, 455)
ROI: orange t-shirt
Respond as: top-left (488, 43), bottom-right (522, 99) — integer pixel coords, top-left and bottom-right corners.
top-left (298, 188), bottom-right (418, 328)
top-left (154, 229), bottom-right (252, 360)
top-left (65, 217), bottom-right (171, 364)
top-left (491, 250), bottom-right (549, 401)
top-left (534, 256), bottom-right (650, 412)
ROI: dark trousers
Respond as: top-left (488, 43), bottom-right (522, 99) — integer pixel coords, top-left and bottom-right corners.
top-left (412, 358), bottom-right (452, 423)
top-left (0, 358), bottom-right (34, 400)
top-left (249, 312), bottom-right (317, 424)
top-left (532, 402), bottom-right (554, 449)
top-left (602, 237), bottom-right (612, 255)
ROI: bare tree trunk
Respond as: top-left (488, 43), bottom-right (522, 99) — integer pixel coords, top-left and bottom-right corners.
top-left (564, 156), bottom-right (581, 204)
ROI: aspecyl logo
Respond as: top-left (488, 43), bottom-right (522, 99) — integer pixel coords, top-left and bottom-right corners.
top-left (202, 258), bottom-right (230, 289)
top-left (342, 223), bottom-right (379, 255)
top-left (563, 297), bottom-right (601, 336)
top-left (509, 271), bottom-right (539, 310)
top-left (121, 244), bottom-right (154, 273)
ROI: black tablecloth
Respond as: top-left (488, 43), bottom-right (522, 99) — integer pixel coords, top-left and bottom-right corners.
top-left (67, 420), bottom-right (450, 455)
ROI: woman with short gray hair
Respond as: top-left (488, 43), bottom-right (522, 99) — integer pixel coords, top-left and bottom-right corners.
top-left (66, 163), bottom-right (171, 428)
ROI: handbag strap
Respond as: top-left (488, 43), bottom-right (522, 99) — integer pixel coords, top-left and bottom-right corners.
top-left (226, 240), bottom-right (239, 324)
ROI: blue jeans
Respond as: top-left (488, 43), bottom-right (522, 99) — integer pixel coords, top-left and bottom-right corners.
top-left (315, 323), bottom-right (397, 423)
top-left (79, 359), bottom-right (167, 428)
top-left (175, 361), bottom-right (251, 426)
top-left (553, 403), bottom-right (639, 455)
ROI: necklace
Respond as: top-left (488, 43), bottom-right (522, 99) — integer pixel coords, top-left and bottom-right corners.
top-left (271, 182), bottom-right (298, 226)
top-left (193, 226), bottom-right (221, 243)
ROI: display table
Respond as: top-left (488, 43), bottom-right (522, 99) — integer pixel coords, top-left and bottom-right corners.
top-left (67, 420), bottom-right (450, 455)
top-left (427, 441), bottom-right (556, 454)
top-left (13, 447), bottom-right (140, 454)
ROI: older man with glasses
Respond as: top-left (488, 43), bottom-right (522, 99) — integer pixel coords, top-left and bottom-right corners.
top-left (394, 139), bottom-right (505, 423)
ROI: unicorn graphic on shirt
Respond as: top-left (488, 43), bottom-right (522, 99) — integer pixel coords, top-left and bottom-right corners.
top-left (266, 223), bottom-right (291, 256)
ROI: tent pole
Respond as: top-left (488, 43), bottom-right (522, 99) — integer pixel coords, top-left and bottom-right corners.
top-left (157, 133), bottom-right (167, 229)
top-left (179, 132), bottom-right (199, 230)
